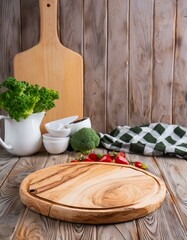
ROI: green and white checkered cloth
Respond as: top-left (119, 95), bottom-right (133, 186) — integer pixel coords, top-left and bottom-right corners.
top-left (100, 123), bottom-right (187, 159)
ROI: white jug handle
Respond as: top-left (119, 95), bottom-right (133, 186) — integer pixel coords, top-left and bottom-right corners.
top-left (0, 115), bottom-right (13, 150)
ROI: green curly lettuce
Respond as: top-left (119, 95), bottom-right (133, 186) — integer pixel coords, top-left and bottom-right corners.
top-left (0, 77), bottom-right (59, 121)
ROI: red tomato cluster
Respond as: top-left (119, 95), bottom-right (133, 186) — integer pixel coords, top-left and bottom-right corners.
top-left (71, 152), bottom-right (147, 170)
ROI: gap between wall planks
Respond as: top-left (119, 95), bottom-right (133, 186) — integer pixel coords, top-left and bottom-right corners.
top-left (0, 0), bottom-right (187, 133)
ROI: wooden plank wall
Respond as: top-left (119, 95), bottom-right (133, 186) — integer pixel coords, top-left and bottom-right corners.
top-left (0, 0), bottom-right (187, 134)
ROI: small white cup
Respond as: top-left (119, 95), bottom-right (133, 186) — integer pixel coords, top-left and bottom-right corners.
top-left (43, 137), bottom-right (69, 154)
top-left (67, 117), bottom-right (91, 135)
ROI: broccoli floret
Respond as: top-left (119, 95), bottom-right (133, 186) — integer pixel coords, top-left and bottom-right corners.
top-left (70, 128), bottom-right (100, 154)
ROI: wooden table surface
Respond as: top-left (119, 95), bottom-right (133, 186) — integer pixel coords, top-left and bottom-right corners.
top-left (0, 146), bottom-right (186, 240)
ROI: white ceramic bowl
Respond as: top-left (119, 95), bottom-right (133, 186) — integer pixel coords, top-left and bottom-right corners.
top-left (43, 134), bottom-right (69, 141)
top-left (46, 126), bottom-right (71, 138)
top-left (45, 116), bottom-right (78, 137)
top-left (67, 117), bottom-right (91, 135)
top-left (43, 137), bottom-right (69, 154)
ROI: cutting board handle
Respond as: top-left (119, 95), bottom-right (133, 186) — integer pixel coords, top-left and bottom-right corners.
top-left (39, 0), bottom-right (60, 44)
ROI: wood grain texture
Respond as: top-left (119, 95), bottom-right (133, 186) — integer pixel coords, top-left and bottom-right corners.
top-left (45, 148), bottom-right (107, 167)
top-left (12, 152), bottom-right (98, 240)
top-left (2, 1), bottom-right (187, 130)
top-left (13, 208), bottom-right (97, 240)
top-left (138, 195), bottom-right (187, 240)
top-left (154, 157), bottom-right (187, 232)
top-left (0, 150), bottom-right (186, 240)
top-left (59, 0), bottom-right (83, 54)
top-left (127, 154), bottom-right (187, 240)
top-left (14, 0), bottom-right (83, 132)
top-left (20, 0), bottom-right (40, 51)
top-left (173, 0), bottom-right (187, 126)
top-left (20, 162), bottom-right (166, 224)
top-left (0, 0), bottom-right (20, 138)
top-left (0, 152), bottom-right (48, 240)
top-left (0, 147), bottom-right (19, 187)
top-left (96, 222), bottom-right (139, 240)
top-left (151, 0), bottom-right (176, 123)
top-left (106, 0), bottom-right (129, 131)
top-left (84, 0), bottom-right (107, 132)
top-left (15, 191), bottom-right (138, 239)
top-left (12, 208), bottom-right (60, 240)
top-left (13, 149), bottom-right (124, 240)
top-left (0, 0), bottom-right (20, 82)
top-left (128, 0), bottom-right (154, 126)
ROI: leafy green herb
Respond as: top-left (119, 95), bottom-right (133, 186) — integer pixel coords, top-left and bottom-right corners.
top-left (0, 77), bottom-right (59, 121)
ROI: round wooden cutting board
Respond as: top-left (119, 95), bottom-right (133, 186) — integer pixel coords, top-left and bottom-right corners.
top-left (19, 162), bottom-right (166, 224)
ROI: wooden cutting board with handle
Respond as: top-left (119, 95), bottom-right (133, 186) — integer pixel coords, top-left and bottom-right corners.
top-left (20, 162), bottom-right (166, 224)
top-left (13, 0), bottom-right (83, 132)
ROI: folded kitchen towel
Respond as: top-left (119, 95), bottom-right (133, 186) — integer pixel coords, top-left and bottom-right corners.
top-left (100, 123), bottom-right (187, 160)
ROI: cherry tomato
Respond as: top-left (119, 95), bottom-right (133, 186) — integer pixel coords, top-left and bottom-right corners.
top-left (101, 154), bottom-right (114, 161)
top-left (134, 161), bottom-right (147, 169)
top-left (134, 161), bottom-right (142, 168)
top-left (105, 154), bottom-right (114, 159)
top-left (71, 159), bottom-right (79, 163)
top-left (100, 155), bottom-right (109, 161)
top-left (108, 154), bottom-right (115, 160)
top-left (82, 158), bottom-right (95, 162)
top-left (114, 156), bottom-right (129, 165)
top-left (88, 153), bottom-right (99, 161)
top-left (117, 152), bottom-right (126, 157)
top-left (100, 157), bottom-right (113, 163)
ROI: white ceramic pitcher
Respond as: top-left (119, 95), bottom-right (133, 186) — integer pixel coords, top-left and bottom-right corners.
top-left (0, 112), bottom-right (45, 156)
